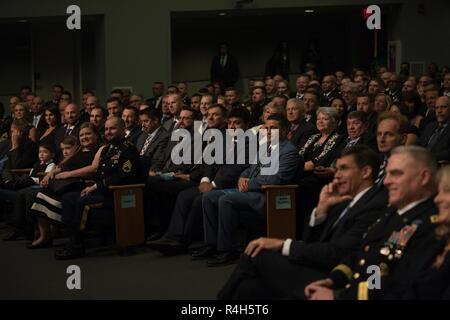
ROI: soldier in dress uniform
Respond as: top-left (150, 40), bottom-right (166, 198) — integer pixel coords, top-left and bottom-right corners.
top-left (305, 146), bottom-right (443, 300)
top-left (54, 117), bottom-right (140, 260)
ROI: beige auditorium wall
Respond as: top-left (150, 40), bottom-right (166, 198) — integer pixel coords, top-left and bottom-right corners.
top-left (0, 0), bottom-right (448, 106)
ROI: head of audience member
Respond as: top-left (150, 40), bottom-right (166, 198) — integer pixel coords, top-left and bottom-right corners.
top-left (139, 103), bottom-right (151, 112)
top-left (19, 86), bottom-right (32, 102)
top-left (418, 75), bottom-right (433, 94)
top-left (384, 146), bottom-right (436, 210)
top-left (38, 142), bottom-right (55, 164)
top-left (139, 109), bottom-right (162, 134)
top-left (166, 85), bottom-right (179, 95)
top-left (199, 94), bottom-right (213, 119)
top-left (334, 145), bottom-right (380, 197)
top-left (160, 95), bottom-right (171, 116)
top-left (341, 82), bottom-right (358, 107)
top-left (303, 90), bottom-right (319, 116)
top-left (13, 103), bottom-right (27, 121)
top-left (388, 74), bottom-right (402, 93)
top-left (190, 93), bottom-right (202, 111)
top-left (129, 94), bottom-right (143, 109)
top-left (60, 135), bottom-right (79, 160)
top-left (216, 95), bottom-right (225, 106)
top-left (110, 89), bottom-right (123, 102)
top-left (82, 90), bottom-right (94, 108)
top-left (368, 78), bottom-right (385, 95)
top-left (265, 79), bottom-right (276, 96)
top-left (402, 79), bottom-right (416, 92)
top-left (122, 89), bottom-right (132, 108)
top-left (354, 75), bottom-right (367, 93)
top-left (178, 107), bottom-right (195, 130)
top-left (247, 79), bottom-right (255, 94)
top-left (121, 106), bottom-right (139, 130)
top-left (356, 93), bottom-right (374, 113)
top-left (330, 96), bottom-right (348, 119)
top-left (9, 96), bottom-right (20, 113)
top-left (90, 106), bottom-right (106, 129)
top-left (273, 74), bottom-right (284, 85)
top-left (388, 102), bottom-right (405, 116)
top-left (442, 73), bottom-right (450, 93)
top-left (52, 84), bottom-right (64, 103)
top-left (425, 87), bottom-right (440, 111)
top-left (213, 82), bottom-right (223, 97)
top-left (252, 87), bottom-right (266, 105)
top-left (374, 93), bottom-right (392, 114)
top-left (347, 111), bottom-right (368, 140)
top-left (177, 82), bottom-right (189, 98)
top-left (295, 74), bottom-right (310, 94)
top-left (435, 166), bottom-right (450, 231)
top-left (227, 107), bottom-right (250, 130)
top-left (335, 71), bottom-right (345, 85)
top-left (64, 104), bottom-right (80, 126)
top-left (152, 82), bottom-right (164, 98)
top-left (272, 95), bottom-right (288, 108)
top-left (224, 88), bottom-right (239, 108)
top-left (25, 94), bottom-right (35, 110)
top-left (381, 72), bottom-right (393, 86)
top-left (320, 75), bottom-right (337, 94)
top-left (206, 104), bottom-right (227, 130)
top-left (262, 114), bottom-right (289, 144)
top-left (401, 91), bottom-right (421, 116)
top-left (276, 80), bottom-right (289, 96)
top-left (104, 117), bottom-right (125, 145)
top-left (167, 94), bottom-right (183, 118)
top-left (435, 96), bottom-right (450, 125)
top-left (59, 91), bottom-right (72, 107)
top-left (10, 119), bottom-right (31, 146)
top-left (106, 97), bottom-right (123, 118)
top-left (376, 112), bottom-right (408, 155)
top-left (400, 62), bottom-right (410, 76)
top-left (316, 107), bottom-right (339, 136)
top-left (84, 96), bottom-right (98, 114)
top-left (306, 68), bottom-right (318, 81)
top-left (286, 99), bottom-right (305, 124)
top-left (44, 104), bottom-right (60, 128)
top-left (261, 102), bottom-right (285, 123)
top-left (377, 66), bottom-right (388, 77)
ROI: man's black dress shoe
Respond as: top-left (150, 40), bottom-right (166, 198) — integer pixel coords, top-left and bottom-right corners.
top-left (191, 245), bottom-right (217, 260)
top-left (147, 238), bottom-right (187, 255)
top-left (206, 251), bottom-right (241, 267)
top-left (27, 240), bottom-right (53, 249)
top-left (146, 232), bottom-right (164, 242)
top-left (54, 245), bottom-right (85, 260)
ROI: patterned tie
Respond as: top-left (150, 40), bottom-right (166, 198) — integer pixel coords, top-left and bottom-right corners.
top-left (375, 156), bottom-right (388, 186)
top-left (140, 133), bottom-right (154, 156)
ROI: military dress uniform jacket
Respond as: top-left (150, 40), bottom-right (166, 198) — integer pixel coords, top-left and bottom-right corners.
top-left (94, 139), bottom-right (140, 194)
top-left (329, 198), bottom-right (443, 300)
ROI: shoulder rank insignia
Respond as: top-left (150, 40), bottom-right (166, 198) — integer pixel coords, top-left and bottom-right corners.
top-left (122, 160), bottom-right (132, 173)
top-left (430, 215), bottom-right (439, 224)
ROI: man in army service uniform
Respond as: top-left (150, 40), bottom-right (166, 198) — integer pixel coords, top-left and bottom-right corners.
top-left (304, 146), bottom-right (443, 300)
top-left (55, 117), bottom-right (140, 260)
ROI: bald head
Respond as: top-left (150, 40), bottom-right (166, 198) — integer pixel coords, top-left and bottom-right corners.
top-left (104, 116), bottom-right (125, 142)
top-left (64, 104), bottom-right (80, 125)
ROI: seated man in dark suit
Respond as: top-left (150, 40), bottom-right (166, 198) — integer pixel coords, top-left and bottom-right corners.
top-left (201, 114), bottom-right (302, 267)
top-left (218, 145), bottom-right (387, 299)
top-left (122, 106), bottom-right (142, 145)
top-left (148, 107), bottom-right (251, 254)
top-left (136, 108), bottom-right (170, 167)
top-left (304, 146), bottom-right (441, 300)
top-left (418, 96), bottom-right (450, 161)
top-left (145, 105), bottom-right (227, 239)
top-left (53, 103), bottom-right (82, 160)
top-left (286, 98), bottom-right (317, 150)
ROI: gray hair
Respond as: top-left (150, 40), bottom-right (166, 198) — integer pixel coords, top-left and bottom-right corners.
top-left (317, 106), bottom-right (340, 124)
top-left (390, 145), bottom-right (437, 176)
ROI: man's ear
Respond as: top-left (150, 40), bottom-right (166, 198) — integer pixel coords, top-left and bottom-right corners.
top-left (362, 165), bottom-right (373, 180)
top-left (400, 133), bottom-right (407, 145)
